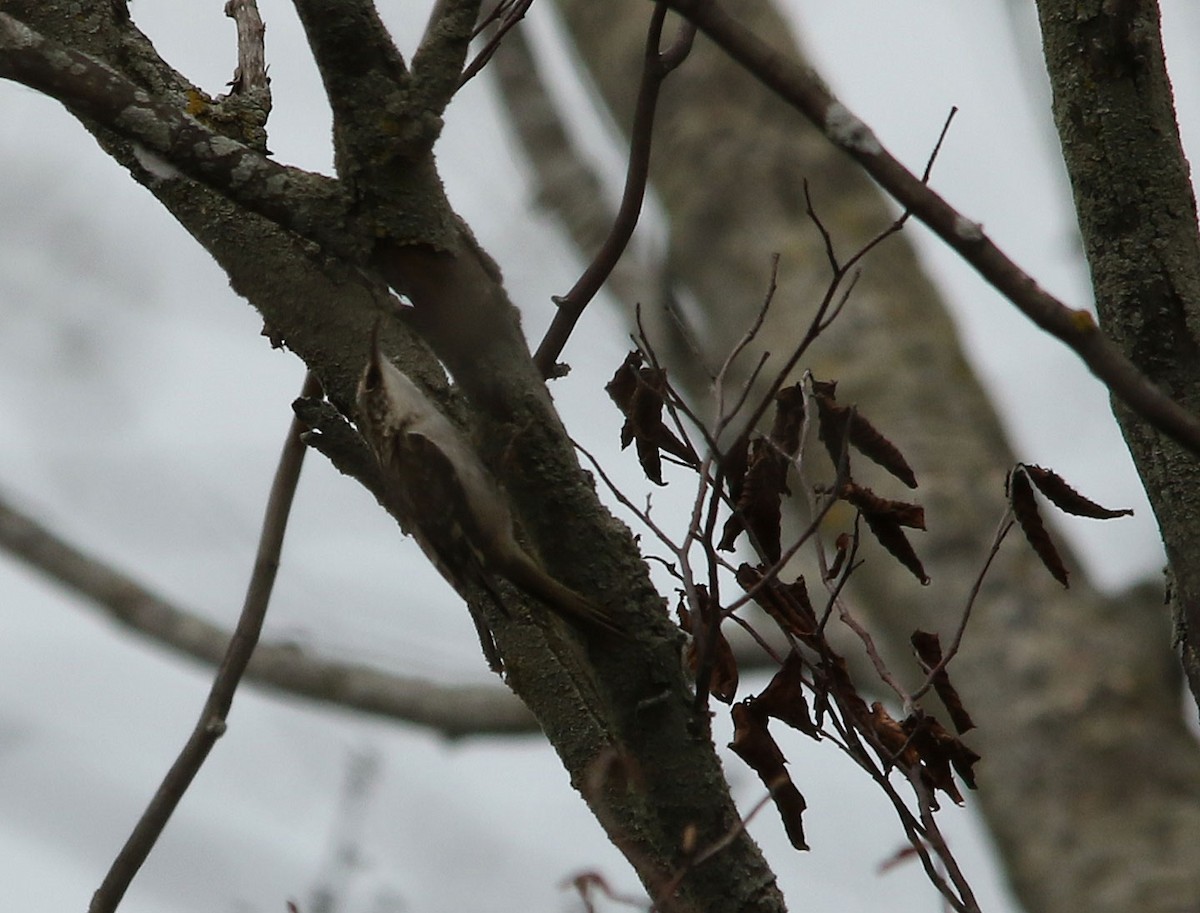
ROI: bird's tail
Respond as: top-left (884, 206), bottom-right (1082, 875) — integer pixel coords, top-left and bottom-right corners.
top-left (503, 552), bottom-right (627, 639)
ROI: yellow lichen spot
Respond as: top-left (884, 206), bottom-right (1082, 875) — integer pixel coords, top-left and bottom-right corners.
top-left (1069, 309), bottom-right (1097, 333)
top-left (185, 89), bottom-right (210, 117)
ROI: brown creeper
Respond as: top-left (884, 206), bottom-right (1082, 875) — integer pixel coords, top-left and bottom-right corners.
top-left (355, 334), bottom-right (625, 639)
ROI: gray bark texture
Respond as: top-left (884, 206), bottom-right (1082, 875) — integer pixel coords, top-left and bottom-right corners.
top-left (536, 1), bottom-right (1200, 911)
top-left (1034, 0), bottom-right (1200, 714)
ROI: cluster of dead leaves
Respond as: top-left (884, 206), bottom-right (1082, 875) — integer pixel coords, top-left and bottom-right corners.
top-left (726, 565), bottom-right (980, 849)
top-left (605, 351), bottom-right (698, 485)
top-left (716, 378), bottom-right (930, 583)
top-left (605, 352), bottom-right (1132, 855)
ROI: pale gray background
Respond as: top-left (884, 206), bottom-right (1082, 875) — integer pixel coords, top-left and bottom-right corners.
top-left (2, 2), bottom-right (1197, 911)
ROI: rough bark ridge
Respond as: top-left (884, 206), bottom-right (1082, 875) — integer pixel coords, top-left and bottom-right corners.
top-left (547, 1), bottom-right (1200, 910)
top-left (0, 2), bottom-right (783, 910)
top-left (1034, 0), bottom-right (1200, 713)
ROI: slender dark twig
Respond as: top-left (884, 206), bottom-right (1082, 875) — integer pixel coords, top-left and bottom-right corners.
top-left (910, 513), bottom-right (1014, 703)
top-left (534, 4), bottom-right (696, 377)
top-left (460, 0), bottom-right (534, 87)
top-left (89, 372), bottom-right (319, 913)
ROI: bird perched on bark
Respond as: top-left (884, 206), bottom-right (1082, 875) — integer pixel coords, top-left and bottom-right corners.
top-left (355, 331), bottom-right (625, 640)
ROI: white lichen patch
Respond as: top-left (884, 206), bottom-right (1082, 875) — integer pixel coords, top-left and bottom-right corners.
top-left (953, 216), bottom-right (985, 242)
top-left (825, 102), bottom-right (882, 155)
top-left (132, 142), bottom-right (182, 181)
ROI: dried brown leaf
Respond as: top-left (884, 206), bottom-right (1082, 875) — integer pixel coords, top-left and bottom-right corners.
top-left (905, 714), bottom-right (980, 806)
top-left (870, 702), bottom-right (919, 768)
top-left (735, 564), bottom-right (818, 639)
top-left (812, 652), bottom-right (871, 729)
top-left (910, 630), bottom-right (975, 734)
top-left (813, 380), bottom-right (918, 488)
top-left (841, 483), bottom-right (929, 584)
top-left (605, 351), bottom-right (697, 485)
top-left (756, 651), bottom-right (820, 737)
top-left (730, 701), bottom-right (809, 851)
top-left (1023, 464), bottom-right (1134, 519)
top-left (841, 482), bottom-right (926, 529)
top-left (720, 433), bottom-right (752, 502)
top-left (769, 383), bottom-right (806, 464)
top-left (1009, 467), bottom-right (1069, 586)
top-left (678, 591), bottom-right (739, 704)
top-left (719, 437), bottom-right (787, 561)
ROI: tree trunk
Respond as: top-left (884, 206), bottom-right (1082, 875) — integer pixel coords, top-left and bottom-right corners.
top-left (1034, 0), bottom-right (1200, 713)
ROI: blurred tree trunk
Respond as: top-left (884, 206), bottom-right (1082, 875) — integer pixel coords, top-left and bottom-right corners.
top-left (517, 2), bottom-right (1200, 910)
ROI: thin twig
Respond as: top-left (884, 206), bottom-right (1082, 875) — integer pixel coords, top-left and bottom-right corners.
top-left (89, 372), bottom-right (319, 913)
top-left (534, 5), bottom-right (696, 376)
top-left (460, 0), bottom-right (534, 87)
top-left (910, 513), bottom-right (1014, 703)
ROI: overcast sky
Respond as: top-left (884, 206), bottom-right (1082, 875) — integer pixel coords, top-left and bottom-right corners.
top-left (2, 3), bottom-right (1198, 912)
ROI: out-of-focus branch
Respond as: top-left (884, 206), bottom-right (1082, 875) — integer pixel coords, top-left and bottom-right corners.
top-left (0, 13), bottom-right (349, 254)
top-left (660, 0), bottom-right (1200, 458)
top-left (533, 5), bottom-right (694, 377)
top-left (0, 486), bottom-right (536, 736)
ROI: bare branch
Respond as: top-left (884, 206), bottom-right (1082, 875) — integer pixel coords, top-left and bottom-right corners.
top-left (224, 0), bottom-right (269, 96)
top-left (412, 0), bottom-right (484, 109)
top-left (0, 476), bottom-right (536, 738)
top-left (490, 23), bottom-right (685, 369)
top-left (660, 0), bottom-right (1200, 457)
top-left (534, 5), bottom-right (695, 377)
top-left (89, 372), bottom-right (316, 913)
top-left (0, 13), bottom-right (349, 253)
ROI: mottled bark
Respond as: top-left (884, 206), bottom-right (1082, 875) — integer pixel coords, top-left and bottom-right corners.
top-left (1034, 0), bottom-right (1200, 714)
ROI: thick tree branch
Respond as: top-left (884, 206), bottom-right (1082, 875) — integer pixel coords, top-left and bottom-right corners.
top-left (0, 13), bottom-right (350, 253)
top-left (411, 0), bottom-right (483, 112)
top-left (288, 0), bottom-right (462, 250)
top-left (660, 0), bottom-right (1200, 458)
